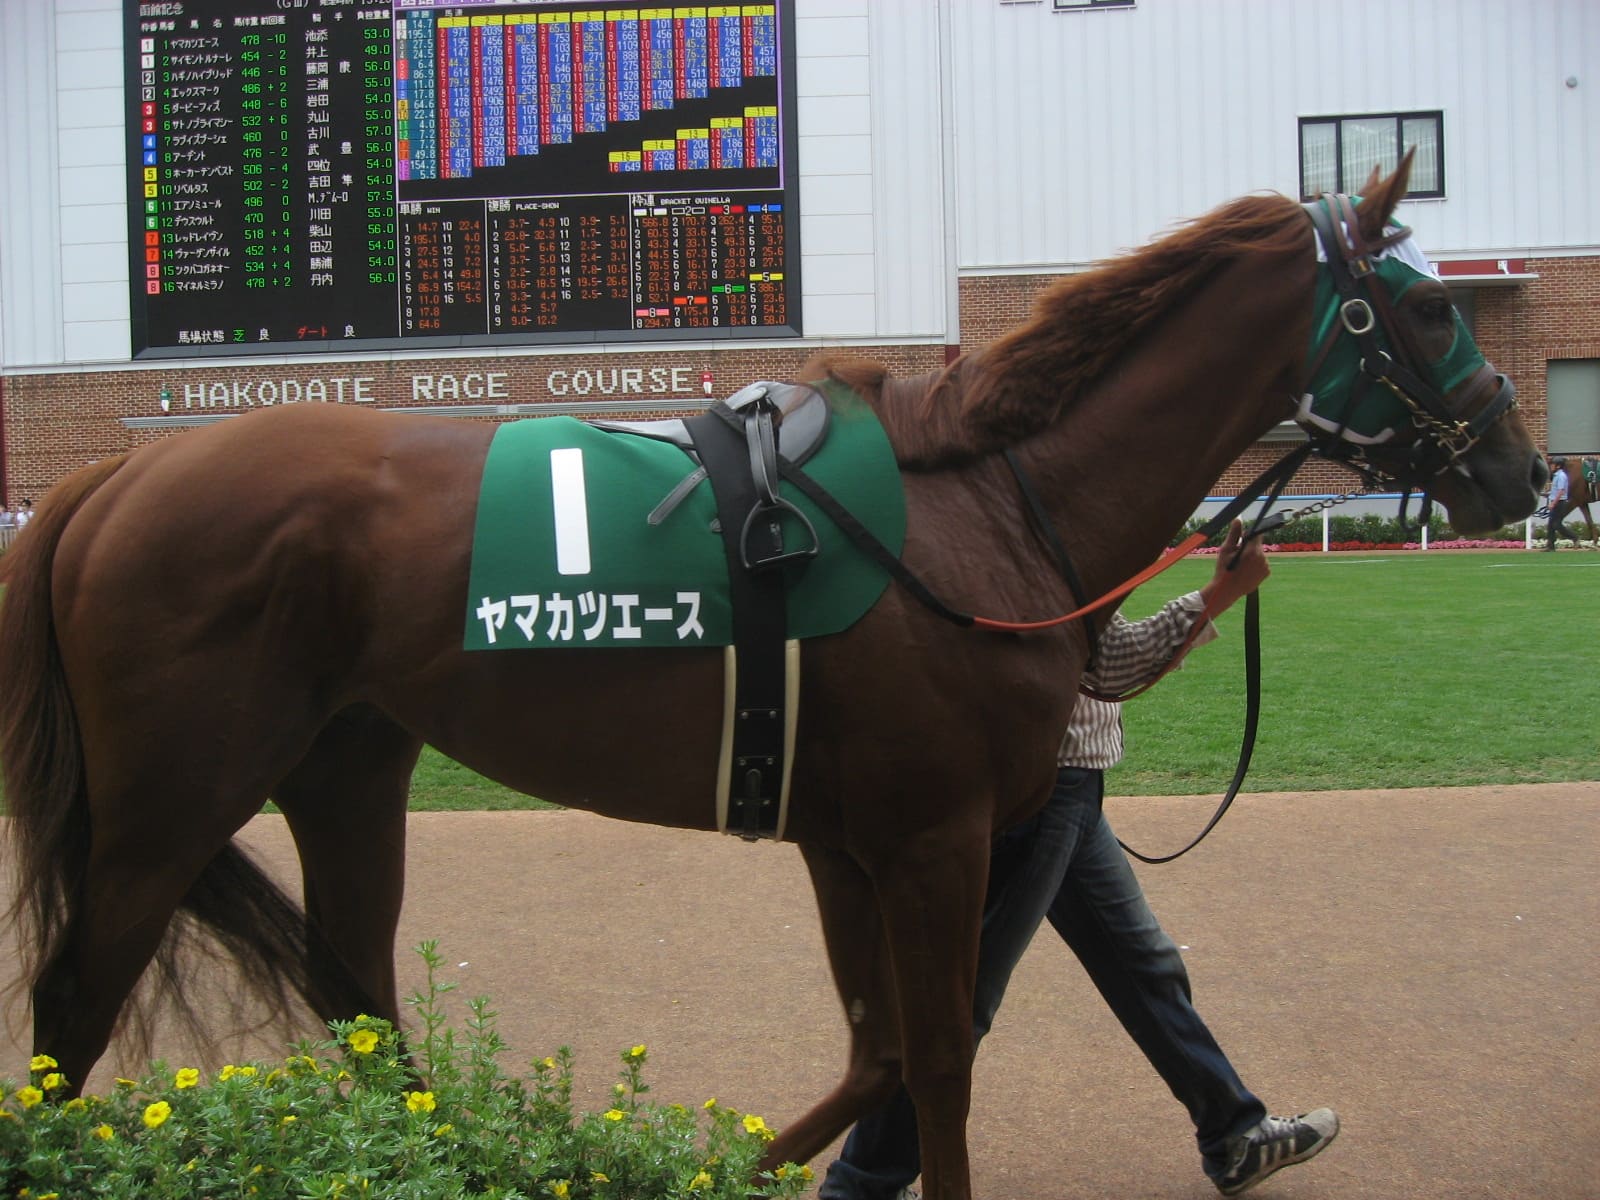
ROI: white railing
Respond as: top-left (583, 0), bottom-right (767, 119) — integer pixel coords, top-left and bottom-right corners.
top-left (1191, 492), bottom-right (1537, 552)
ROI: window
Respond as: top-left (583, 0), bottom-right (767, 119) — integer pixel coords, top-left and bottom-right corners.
top-left (1547, 360), bottom-right (1600, 453)
top-left (1299, 111), bottom-right (1444, 200)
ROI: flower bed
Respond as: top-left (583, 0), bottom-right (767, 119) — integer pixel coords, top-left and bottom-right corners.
top-left (0, 943), bottom-right (812, 1200)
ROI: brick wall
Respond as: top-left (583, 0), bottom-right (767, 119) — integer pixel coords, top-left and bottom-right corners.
top-left (0, 344), bottom-right (944, 507)
top-left (3, 254), bottom-right (1596, 507)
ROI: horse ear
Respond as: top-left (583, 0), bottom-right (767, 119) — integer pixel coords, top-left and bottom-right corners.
top-left (1356, 147), bottom-right (1415, 239)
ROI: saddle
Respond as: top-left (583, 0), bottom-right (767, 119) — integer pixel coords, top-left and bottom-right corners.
top-left (595, 381), bottom-right (834, 840)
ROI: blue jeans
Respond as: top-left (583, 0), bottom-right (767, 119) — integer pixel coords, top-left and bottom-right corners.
top-left (819, 767), bottom-right (1266, 1199)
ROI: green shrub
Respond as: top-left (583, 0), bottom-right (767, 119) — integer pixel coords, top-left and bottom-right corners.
top-left (0, 943), bottom-right (813, 1200)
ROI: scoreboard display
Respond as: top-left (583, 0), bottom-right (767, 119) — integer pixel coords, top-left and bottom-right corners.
top-left (126, 0), bottom-right (800, 357)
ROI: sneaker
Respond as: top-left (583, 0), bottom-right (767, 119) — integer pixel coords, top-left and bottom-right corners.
top-left (1215, 1108), bottom-right (1340, 1196)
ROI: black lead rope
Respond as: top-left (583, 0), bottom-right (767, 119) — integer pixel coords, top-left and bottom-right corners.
top-left (1116, 584), bottom-right (1262, 864)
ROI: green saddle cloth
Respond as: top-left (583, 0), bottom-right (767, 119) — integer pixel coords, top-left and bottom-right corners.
top-left (465, 384), bottom-right (906, 650)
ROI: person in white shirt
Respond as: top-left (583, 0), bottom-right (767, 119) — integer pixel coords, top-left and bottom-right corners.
top-left (1543, 458), bottom-right (1580, 550)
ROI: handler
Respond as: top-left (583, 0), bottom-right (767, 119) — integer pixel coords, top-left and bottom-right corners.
top-left (819, 520), bottom-right (1338, 1199)
top-left (1543, 456), bottom-right (1582, 550)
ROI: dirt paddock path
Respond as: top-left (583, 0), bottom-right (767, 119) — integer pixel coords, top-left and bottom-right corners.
top-left (5, 782), bottom-right (1596, 1199)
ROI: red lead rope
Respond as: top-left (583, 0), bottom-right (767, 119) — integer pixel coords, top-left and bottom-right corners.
top-left (969, 529), bottom-right (1212, 633)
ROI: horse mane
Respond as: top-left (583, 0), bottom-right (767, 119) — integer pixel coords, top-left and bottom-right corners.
top-left (810, 191), bottom-right (1312, 468)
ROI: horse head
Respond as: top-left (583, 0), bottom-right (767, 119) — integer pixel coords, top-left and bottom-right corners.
top-left (1297, 154), bottom-right (1543, 534)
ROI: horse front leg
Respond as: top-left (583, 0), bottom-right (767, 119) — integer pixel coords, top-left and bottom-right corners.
top-left (761, 843), bottom-right (905, 1173)
top-left (868, 823), bottom-right (991, 1200)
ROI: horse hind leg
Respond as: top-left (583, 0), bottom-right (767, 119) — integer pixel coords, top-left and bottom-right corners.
top-left (29, 705), bottom-right (353, 1091)
top-left (271, 705), bottom-right (423, 1033)
top-left (761, 844), bottom-right (908, 1174)
top-left (29, 803), bottom-right (301, 1093)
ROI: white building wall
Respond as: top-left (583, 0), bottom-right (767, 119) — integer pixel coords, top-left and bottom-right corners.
top-left (0, 0), bottom-right (70, 367)
top-left (944, 0), bottom-right (1600, 269)
top-left (2, 0), bottom-right (1595, 368)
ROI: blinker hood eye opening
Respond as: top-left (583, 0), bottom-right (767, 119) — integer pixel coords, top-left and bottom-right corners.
top-left (1384, 261), bottom-right (1487, 395)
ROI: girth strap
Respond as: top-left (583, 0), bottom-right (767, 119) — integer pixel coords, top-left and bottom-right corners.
top-left (684, 396), bottom-right (813, 840)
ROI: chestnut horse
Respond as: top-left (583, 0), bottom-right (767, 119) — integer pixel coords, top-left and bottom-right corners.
top-left (0, 162), bottom-right (1542, 1200)
top-left (1566, 457), bottom-right (1599, 543)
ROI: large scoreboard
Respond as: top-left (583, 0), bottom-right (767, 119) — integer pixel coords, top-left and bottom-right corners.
top-left (125, 1), bottom-right (800, 358)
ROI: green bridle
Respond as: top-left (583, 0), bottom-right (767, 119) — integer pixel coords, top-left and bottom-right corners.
top-left (1296, 193), bottom-right (1517, 490)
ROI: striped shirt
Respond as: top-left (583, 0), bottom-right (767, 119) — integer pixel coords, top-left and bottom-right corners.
top-left (1059, 591), bottom-right (1214, 769)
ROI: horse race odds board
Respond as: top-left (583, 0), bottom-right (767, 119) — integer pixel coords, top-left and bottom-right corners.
top-left (124, 0), bottom-right (801, 358)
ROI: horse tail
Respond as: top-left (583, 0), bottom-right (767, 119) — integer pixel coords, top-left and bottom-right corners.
top-left (1, 459), bottom-right (344, 1056)
top-left (0, 458), bottom-right (128, 1015)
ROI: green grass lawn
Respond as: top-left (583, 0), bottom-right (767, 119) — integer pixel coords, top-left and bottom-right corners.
top-left (408, 749), bottom-right (560, 812)
top-left (1113, 549), bottom-right (1599, 794)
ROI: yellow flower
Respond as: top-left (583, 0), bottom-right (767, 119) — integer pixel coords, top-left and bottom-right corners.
top-left (591, 1172), bottom-right (611, 1184)
top-left (17, 1087), bottom-right (44, 1109)
top-left (115, 1078), bottom-right (139, 1089)
top-left (612, 1083), bottom-right (626, 1096)
top-left (432, 1123), bottom-right (454, 1137)
top-left (689, 1170), bottom-right (714, 1192)
top-left (742, 1113), bottom-right (774, 1140)
top-left (143, 1100), bottom-right (173, 1129)
top-left (41, 1072), bottom-right (66, 1092)
top-left (63, 1097), bottom-right (87, 1113)
top-left (405, 1091), bottom-right (437, 1114)
top-left (347, 1029), bottom-right (379, 1055)
top-left (539, 1056), bottom-right (557, 1070)
top-left (29, 1054), bottom-right (58, 1073)
top-left (774, 1165), bottom-right (813, 1182)
top-left (628, 1044), bottom-right (646, 1059)
top-left (281, 1115), bottom-right (298, 1125)
top-left (93, 1123), bottom-right (116, 1141)
top-left (603, 1108), bottom-right (625, 1122)
top-left (703, 1097), bottom-right (718, 1109)
top-left (548, 1181), bottom-right (571, 1200)
top-left (174, 1068), bottom-right (201, 1090)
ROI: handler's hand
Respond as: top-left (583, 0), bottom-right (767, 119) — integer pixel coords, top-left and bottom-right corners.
top-left (1199, 518), bottom-right (1270, 617)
